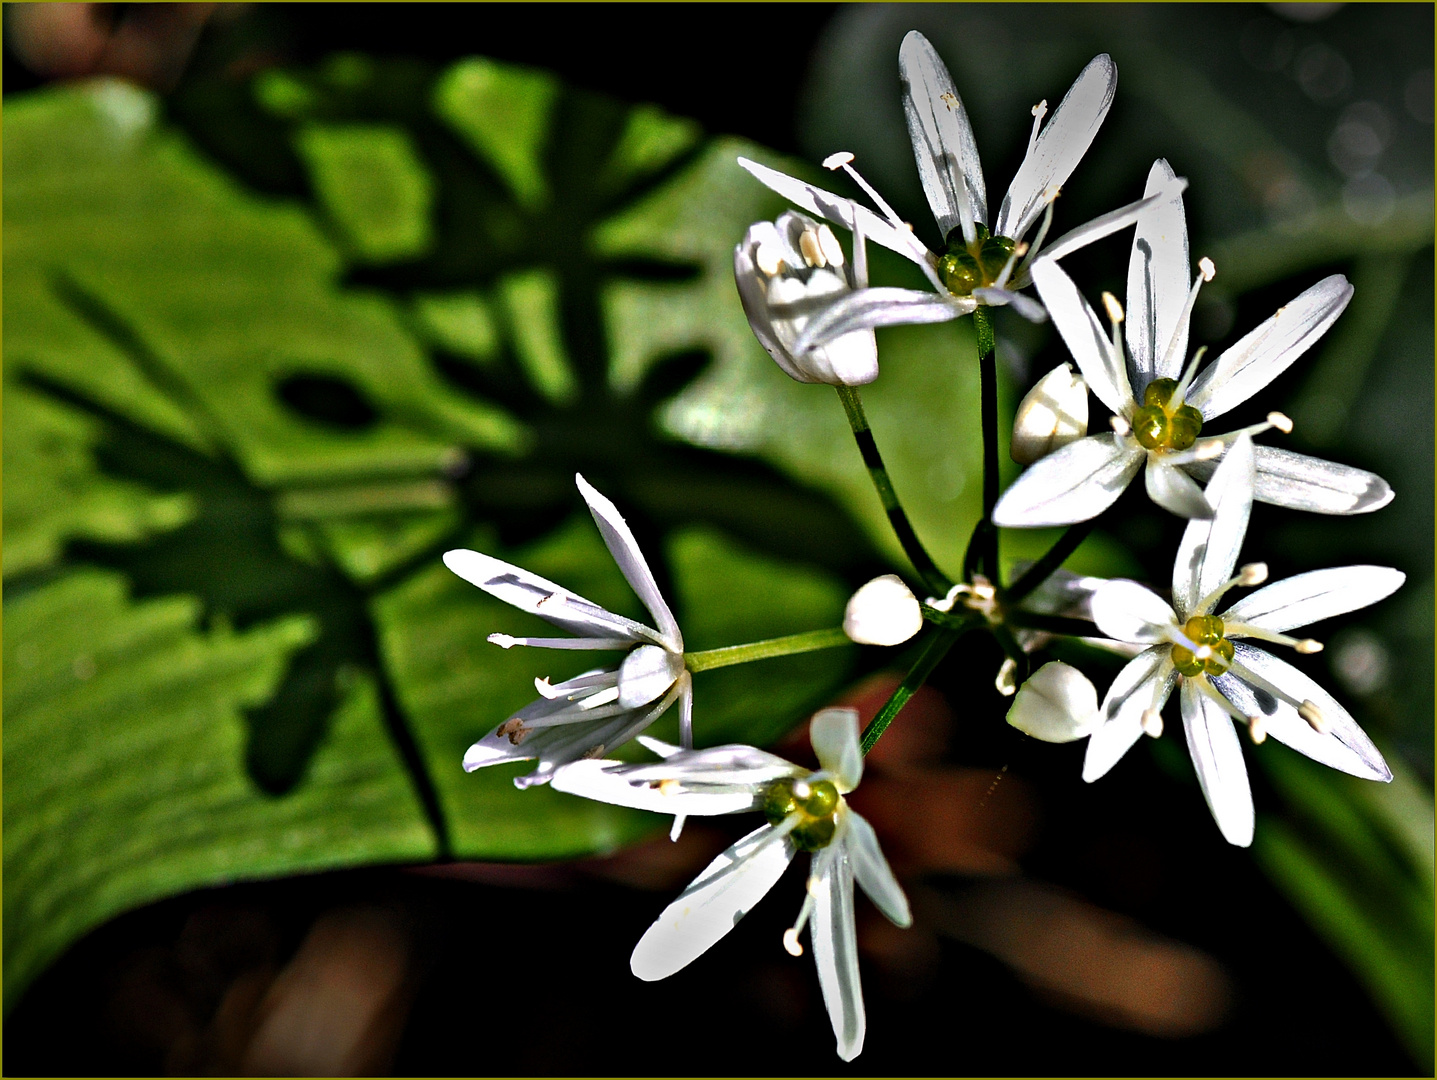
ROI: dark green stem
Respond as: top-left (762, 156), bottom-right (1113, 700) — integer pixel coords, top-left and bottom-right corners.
top-left (1004, 611), bottom-right (1099, 637)
top-left (1004, 518), bottom-right (1099, 604)
top-left (860, 626), bottom-right (964, 755)
top-left (973, 307), bottom-right (1000, 583)
top-left (835, 386), bottom-right (951, 597)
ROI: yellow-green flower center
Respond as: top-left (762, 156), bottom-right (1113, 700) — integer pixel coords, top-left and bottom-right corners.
top-left (762, 777), bottom-right (840, 851)
top-left (939, 223), bottom-right (1017, 297)
top-left (1172, 614), bottom-right (1234, 676)
top-left (1132, 377), bottom-right (1204, 452)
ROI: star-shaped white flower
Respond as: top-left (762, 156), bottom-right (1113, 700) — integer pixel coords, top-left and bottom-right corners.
top-left (551, 707), bottom-right (910, 1062)
top-left (736, 30), bottom-right (1182, 340)
top-left (993, 158), bottom-right (1394, 526)
top-left (1081, 434), bottom-right (1401, 846)
top-left (443, 474), bottom-right (690, 789)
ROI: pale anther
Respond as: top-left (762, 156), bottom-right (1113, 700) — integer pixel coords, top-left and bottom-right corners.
top-left (995, 657), bottom-right (1019, 697)
top-left (1043, 184), bottom-right (1062, 204)
top-left (1299, 700), bottom-right (1329, 733)
top-left (798, 228), bottom-right (826, 269)
top-left (817, 225), bottom-right (846, 267)
top-left (581, 743), bottom-right (606, 760)
top-left (535, 676), bottom-right (562, 699)
top-left (1268, 411), bottom-right (1293, 434)
top-left (782, 928), bottom-right (804, 957)
top-left (1199, 257), bottom-right (1216, 282)
top-left (1238, 563), bottom-right (1268, 586)
top-left (1295, 639), bottom-right (1324, 654)
top-left (1110, 414), bottom-right (1132, 436)
top-left (1141, 709), bottom-right (1164, 737)
top-left (1247, 715), bottom-right (1267, 744)
top-left (1031, 100), bottom-right (1048, 118)
top-left (489, 633), bottom-right (519, 649)
top-left (822, 151), bottom-right (855, 170)
top-left (755, 242), bottom-right (783, 276)
top-left (1102, 292), bottom-right (1125, 324)
top-left (806, 874), bottom-right (823, 899)
top-left (657, 778), bottom-right (680, 796)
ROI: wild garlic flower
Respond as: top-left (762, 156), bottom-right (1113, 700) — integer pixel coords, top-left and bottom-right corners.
top-left (444, 474), bottom-right (690, 789)
top-left (1081, 434), bottom-right (1401, 846)
top-left (994, 158), bottom-right (1394, 526)
top-left (737, 30), bottom-right (1182, 338)
top-left (550, 708), bottom-right (910, 1062)
top-left (1010, 361), bottom-right (1089, 465)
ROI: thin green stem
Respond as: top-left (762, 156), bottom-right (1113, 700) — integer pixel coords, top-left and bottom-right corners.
top-left (860, 626), bottom-right (964, 756)
top-left (1004, 518), bottom-right (1099, 604)
top-left (835, 386), bottom-right (951, 597)
top-left (973, 306), bottom-right (1000, 583)
top-left (1004, 611), bottom-right (1098, 637)
top-left (684, 627), bottom-right (853, 673)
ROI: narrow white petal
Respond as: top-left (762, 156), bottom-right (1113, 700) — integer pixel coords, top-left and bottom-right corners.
top-left (1090, 580), bottom-right (1180, 644)
top-left (575, 474), bottom-right (682, 651)
top-left (601, 742), bottom-right (802, 787)
top-left (1183, 445), bottom-right (1393, 516)
top-left (1185, 275), bottom-right (1354, 420)
top-left (1181, 679), bottom-right (1255, 847)
top-left (1219, 644), bottom-right (1391, 781)
top-left (996, 53), bottom-right (1117, 241)
top-left (1030, 258), bottom-right (1133, 416)
top-left (811, 849), bottom-right (866, 1062)
top-left (899, 30), bottom-right (987, 240)
top-left (795, 287), bottom-right (963, 353)
top-left (1125, 159), bottom-right (1190, 389)
top-left (631, 824), bottom-right (796, 981)
top-left (1084, 646), bottom-right (1176, 781)
top-left (992, 434), bottom-right (1144, 527)
top-left (1145, 457), bottom-right (1214, 519)
top-left (844, 811), bottom-right (911, 927)
top-left (1033, 176), bottom-right (1187, 265)
top-left (811, 707), bottom-right (863, 792)
top-left (1008, 661), bottom-right (1101, 742)
top-left (443, 548), bottom-right (654, 644)
top-left (1224, 566), bottom-right (1404, 632)
top-left (617, 643), bottom-right (684, 708)
top-left (549, 759), bottom-right (762, 815)
top-left (636, 735), bottom-right (683, 759)
top-left (737, 157), bottom-right (933, 267)
top-left (1171, 433), bottom-right (1255, 615)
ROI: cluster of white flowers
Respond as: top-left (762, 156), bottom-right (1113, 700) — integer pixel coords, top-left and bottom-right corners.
top-left (442, 31), bottom-right (1401, 1061)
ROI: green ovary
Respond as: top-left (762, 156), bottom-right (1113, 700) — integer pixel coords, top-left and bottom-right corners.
top-left (1172, 614), bottom-right (1234, 676)
top-left (939, 222), bottom-right (1016, 297)
top-left (1133, 377), bottom-right (1203, 452)
top-left (763, 777), bottom-right (841, 851)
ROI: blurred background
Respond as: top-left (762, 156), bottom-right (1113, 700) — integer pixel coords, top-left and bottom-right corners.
top-left (4, 3), bottom-right (1432, 1073)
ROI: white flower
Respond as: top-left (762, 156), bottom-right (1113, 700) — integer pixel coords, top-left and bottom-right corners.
top-left (443, 474), bottom-right (691, 789)
top-left (1080, 434), bottom-right (1401, 846)
top-left (1010, 361), bottom-right (1089, 464)
top-left (736, 31), bottom-right (1184, 337)
top-left (1007, 660), bottom-right (1100, 742)
top-left (550, 707), bottom-right (910, 1062)
top-left (993, 158), bottom-right (1394, 526)
top-left (843, 574), bottom-right (923, 646)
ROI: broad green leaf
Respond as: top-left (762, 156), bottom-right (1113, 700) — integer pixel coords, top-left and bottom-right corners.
top-left (3, 570), bottom-right (435, 1012)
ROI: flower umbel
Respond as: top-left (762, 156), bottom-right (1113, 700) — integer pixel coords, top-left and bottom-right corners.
top-left (993, 158), bottom-right (1394, 526)
top-left (1079, 434), bottom-right (1401, 845)
top-left (550, 707), bottom-right (911, 1061)
top-left (444, 474), bottom-right (691, 789)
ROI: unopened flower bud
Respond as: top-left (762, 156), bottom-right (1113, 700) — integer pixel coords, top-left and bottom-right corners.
top-left (844, 574), bottom-right (923, 646)
top-left (1010, 362), bottom-right (1089, 465)
top-left (1006, 661), bottom-right (1099, 743)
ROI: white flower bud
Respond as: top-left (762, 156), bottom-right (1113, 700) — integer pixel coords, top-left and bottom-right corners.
top-left (1010, 362), bottom-right (1089, 465)
top-left (1006, 661), bottom-right (1100, 743)
top-left (734, 212), bottom-right (878, 387)
top-left (843, 575), bottom-right (922, 646)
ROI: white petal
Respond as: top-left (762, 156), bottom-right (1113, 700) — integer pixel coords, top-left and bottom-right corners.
top-left (843, 811), bottom-right (911, 927)
top-left (1010, 362), bottom-right (1089, 465)
top-left (1084, 646), bottom-right (1176, 781)
top-left (1181, 679), bottom-right (1255, 847)
top-left (1034, 175), bottom-right (1187, 265)
top-left (736, 156), bottom-right (932, 267)
top-left (1008, 661), bottom-right (1100, 742)
top-left (1171, 433), bottom-right (1255, 615)
top-left (443, 548), bottom-right (654, 644)
top-left (617, 643), bottom-right (684, 708)
top-left (1184, 275), bottom-right (1354, 420)
top-left (811, 707), bottom-right (863, 792)
top-left (630, 824), bottom-right (796, 980)
top-left (1220, 643), bottom-right (1391, 781)
top-left (811, 848), bottom-right (865, 1062)
top-left (795, 287), bottom-right (963, 354)
top-left (1145, 457), bottom-right (1213, 519)
top-left (992, 434), bottom-right (1144, 527)
top-left (1183, 444), bottom-right (1393, 516)
top-left (1125, 159), bottom-right (1190, 389)
top-left (1090, 580), bottom-right (1179, 644)
top-left (996, 53), bottom-right (1117, 241)
top-left (1223, 565), bottom-right (1405, 633)
top-left (844, 575), bottom-right (923, 647)
top-left (899, 30), bottom-right (987, 241)
top-left (1030, 258), bottom-right (1133, 416)
top-left (575, 474), bottom-right (682, 651)
top-left (549, 759), bottom-right (762, 816)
